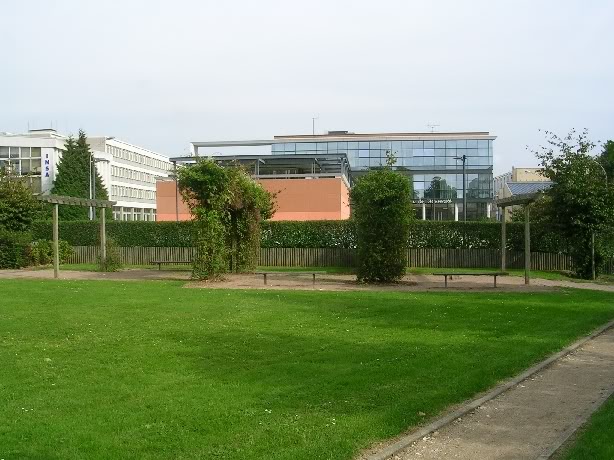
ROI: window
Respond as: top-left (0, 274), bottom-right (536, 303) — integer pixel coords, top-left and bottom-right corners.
top-left (0, 147), bottom-right (8, 158)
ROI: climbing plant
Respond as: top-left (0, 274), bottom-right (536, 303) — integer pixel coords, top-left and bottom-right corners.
top-left (177, 159), bottom-right (274, 279)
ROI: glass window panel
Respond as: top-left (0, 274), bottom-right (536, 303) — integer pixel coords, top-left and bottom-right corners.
top-left (358, 141), bottom-right (369, 149)
top-left (434, 140), bottom-right (446, 148)
top-left (316, 143), bottom-right (328, 151)
top-left (283, 143), bottom-right (295, 152)
top-left (467, 139), bottom-right (478, 148)
top-left (455, 139), bottom-right (467, 149)
top-left (424, 140), bottom-right (435, 148)
top-left (402, 141), bottom-right (412, 149)
top-left (21, 160), bottom-right (31, 173)
top-left (272, 143), bottom-right (283, 152)
top-left (478, 139), bottom-right (489, 147)
top-left (412, 140), bottom-right (424, 148)
top-left (10, 147), bottom-right (20, 158)
top-left (446, 157), bottom-right (457, 166)
top-left (414, 148), bottom-right (425, 157)
top-left (466, 148), bottom-right (478, 157)
top-left (358, 158), bottom-right (369, 167)
top-left (435, 148), bottom-right (445, 157)
top-left (380, 141), bottom-right (391, 150)
top-left (391, 141), bottom-right (402, 150)
top-left (31, 147), bottom-right (41, 157)
top-left (435, 156), bottom-right (446, 166)
top-left (423, 157), bottom-right (435, 166)
top-left (348, 142), bottom-right (358, 149)
top-left (20, 147), bottom-right (31, 158)
top-left (413, 157), bottom-right (424, 166)
top-left (423, 148), bottom-right (435, 156)
top-left (445, 140), bottom-right (457, 148)
top-left (337, 141), bottom-right (347, 150)
top-left (477, 148), bottom-right (489, 157)
top-left (369, 149), bottom-right (381, 158)
top-left (370, 157), bottom-right (383, 167)
top-left (446, 148), bottom-right (457, 157)
top-left (369, 142), bottom-right (381, 149)
top-left (0, 147), bottom-right (8, 158)
top-left (359, 149), bottom-right (369, 158)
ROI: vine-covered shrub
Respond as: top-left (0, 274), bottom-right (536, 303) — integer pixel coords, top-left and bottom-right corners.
top-left (177, 159), bottom-right (274, 279)
top-left (98, 237), bottom-right (123, 272)
top-left (29, 239), bottom-right (74, 265)
top-left (351, 169), bottom-right (414, 282)
top-left (0, 229), bottom-right (32, 269)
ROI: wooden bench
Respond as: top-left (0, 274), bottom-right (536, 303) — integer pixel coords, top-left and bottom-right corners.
top-left (150, 260), bottom-right (192, 270)
top-left (255, 271), bottom-right (327, 286)
top-left (435, 272), bottom-right (508, 288)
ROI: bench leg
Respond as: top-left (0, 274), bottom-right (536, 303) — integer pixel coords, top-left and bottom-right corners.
top-left (494, 275), bottom-right (497, 288)
top-left (312, 273), bottom-right (316, 286)
top-left (263, 273), bottom-right (267, 285)
top-left (444, 275), bottom-right (448, 288)
top-left (158, 263), bottom-right (161, 271)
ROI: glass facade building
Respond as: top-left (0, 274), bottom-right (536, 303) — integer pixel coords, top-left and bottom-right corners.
top-left (271, 132), bottom-right (495, 220)
top-left (189, 131), bottom-right (496, 221)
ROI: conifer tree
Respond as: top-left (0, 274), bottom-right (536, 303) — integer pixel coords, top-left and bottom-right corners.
top-left (51, 130), bottom-right (110, 220)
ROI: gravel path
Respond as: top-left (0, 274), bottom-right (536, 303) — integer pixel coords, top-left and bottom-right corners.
top-left (363, 325), bottom-right (614, 460)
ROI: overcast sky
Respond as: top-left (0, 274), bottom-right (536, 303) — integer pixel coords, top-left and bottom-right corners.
top-left (2, 0), bottom-right (612, 174)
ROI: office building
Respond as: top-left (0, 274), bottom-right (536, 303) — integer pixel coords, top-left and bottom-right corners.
top-left (0, 129), bottom-right (172, 220)
top-left (183, 131), bottom-right (495, 221)
top-left (494, 167), bottom-right (551, 221)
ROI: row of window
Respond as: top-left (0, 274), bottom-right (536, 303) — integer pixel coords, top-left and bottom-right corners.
top-left (273, 139), bottom-right (493, 152)
top-left (111, 165), bottom-right (157, 184)
top-left (106, 145), bottom-right (172, 171)
top-left (357, 156), bottom-right (492, 168)
top-left (111, 185), bottom-right (156, 200)
top-left (112, 207), bottom-right (157, 221)
top-left (0, 158), bottom-right (43, 174)
top-left (0, 146), bottom-right (42, 159)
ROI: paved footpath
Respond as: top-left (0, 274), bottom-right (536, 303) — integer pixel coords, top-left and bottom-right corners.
top-left (368, 325), bottom-right (614, 460)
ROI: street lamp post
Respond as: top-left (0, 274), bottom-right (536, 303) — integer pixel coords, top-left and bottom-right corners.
top-left (454, 154), bottom-right (468, 222)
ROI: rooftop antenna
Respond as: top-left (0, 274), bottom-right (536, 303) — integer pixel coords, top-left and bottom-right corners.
top-left (427, 122), bottom-right (440, 133)
top-left (312, 115), bottom-right (319, 135)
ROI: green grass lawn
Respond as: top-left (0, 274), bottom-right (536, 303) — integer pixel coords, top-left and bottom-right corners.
top-left (1, 280), bottom-right (613, 459)
top-left (561, 395), bottom-right (614, 460)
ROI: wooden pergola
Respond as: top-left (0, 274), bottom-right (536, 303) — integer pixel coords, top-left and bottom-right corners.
top-left (38, 195), bottom-right (116, 279)
top-left (495, 191), bottom-right (546, 285)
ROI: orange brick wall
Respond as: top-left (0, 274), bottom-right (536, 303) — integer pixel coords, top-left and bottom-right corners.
top-left (156, 177), bottom-right (350, 221)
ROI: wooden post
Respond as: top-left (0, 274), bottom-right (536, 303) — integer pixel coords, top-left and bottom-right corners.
top-left (501, 206), bottom-right (506, 271)
top-left (524, 204), bottom-right (531, 285)
top-left (100, 207), bottom-right (106, 264)
top-left (591, 230), bottom-right (596, 280)
top-left (53, 203), bottom-right (59, 279)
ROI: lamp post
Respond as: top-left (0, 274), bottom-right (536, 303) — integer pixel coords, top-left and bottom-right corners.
top-left (588, 157), bottom-right (608, 280)
top-left (454, 154), bottom-right (468, 222)
top-left (90, 157), bottom-right (110, 220)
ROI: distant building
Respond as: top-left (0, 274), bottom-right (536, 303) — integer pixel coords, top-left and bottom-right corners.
top-left (182, 131), bottom-right (496, 221)
top-left (0, 129), bottom-right (172, 221)
top-left (493, 167), bottom-right (551, 221)
top-left (157, 153), bottom-right (351, 221)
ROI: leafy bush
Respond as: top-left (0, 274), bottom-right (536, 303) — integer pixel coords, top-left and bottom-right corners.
top-left (0, 229), bottom-right (32, 269)
top-left (351, 169), bottom-right (414, 282)
top-left (97, 238), bottom-right (123, 272)
top-left (29, 239), bottom-right (74, 265)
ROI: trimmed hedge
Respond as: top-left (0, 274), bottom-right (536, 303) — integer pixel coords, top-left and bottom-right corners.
top-left (0, 229), bottom-right (32, 269)
top-left (32, 219), bottom-right (569, 253)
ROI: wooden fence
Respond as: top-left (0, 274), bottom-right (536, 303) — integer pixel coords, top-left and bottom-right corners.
top-left (66, 246), bottom-right (614, 273)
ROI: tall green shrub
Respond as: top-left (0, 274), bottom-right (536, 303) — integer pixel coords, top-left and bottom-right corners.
top-left (51, 130), bottom-right (111, 220)
top-left (0, 229), bottom-right (31, 269)
top-left (351, 168), bottom-right (414, 282)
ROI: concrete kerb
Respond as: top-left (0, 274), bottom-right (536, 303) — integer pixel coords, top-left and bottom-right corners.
top-left (363, 319), bottom-right (614, 460)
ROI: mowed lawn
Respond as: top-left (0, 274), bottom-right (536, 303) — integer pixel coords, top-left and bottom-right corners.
top-left (562, 395), bottom-right (614, 460)
top-left (1, 281), bottom-right (613, 460)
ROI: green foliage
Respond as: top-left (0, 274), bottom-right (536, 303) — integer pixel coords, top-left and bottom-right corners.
top-left (599, 140), bottom-right (614, 186)
top-left (29, 239), bottom-right (74, 265)
top-left (0, 229), bottom-right (32, 269)
top-left (31, 220), bottom-right (196, 247)
top-left (533, 129), bottom-right (614, 278)
top-left (97, 237), bottom-right (122, 272)
top-left (177, 159), bottom-right (274, 279)
top-left (351, 168), bottom-right (414, 282)
top-left (31, 219), bottom-right (568, 253)
top-left (0, 168), bottom-right (43, 232)
top-left (51, 130), bottom-right (111, 221)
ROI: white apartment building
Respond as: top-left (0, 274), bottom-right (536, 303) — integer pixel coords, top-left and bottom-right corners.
top-left (0, 129), bottom-right (172, 221)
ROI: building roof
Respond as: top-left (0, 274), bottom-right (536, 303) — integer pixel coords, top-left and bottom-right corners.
top-left (190, 131), bottom-right (496, 149)
top-left (506, 181), bottom-right (552, 196)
